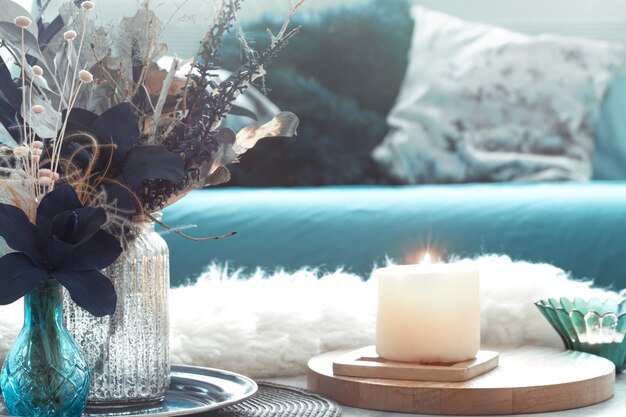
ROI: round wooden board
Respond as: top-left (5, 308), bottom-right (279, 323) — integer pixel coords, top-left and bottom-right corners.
top-left (307, 345), bottom-right (615, 415)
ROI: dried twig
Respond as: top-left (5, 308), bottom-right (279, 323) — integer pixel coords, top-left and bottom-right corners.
top-left (147, 212), bottom-right (237, 242)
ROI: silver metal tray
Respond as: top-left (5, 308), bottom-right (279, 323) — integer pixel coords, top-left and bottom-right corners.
top-left (1, 365), bottom-right (258, 417)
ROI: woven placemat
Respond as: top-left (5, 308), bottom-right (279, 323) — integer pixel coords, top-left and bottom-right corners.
top-left (208, 382), bottom-right (342, 417)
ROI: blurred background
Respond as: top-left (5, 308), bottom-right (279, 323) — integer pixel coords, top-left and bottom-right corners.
top-left (24, 0), bottom-right (626, 187)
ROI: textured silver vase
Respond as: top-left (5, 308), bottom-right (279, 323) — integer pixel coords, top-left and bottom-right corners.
top-left (63, 214), bottom-right (170, 407)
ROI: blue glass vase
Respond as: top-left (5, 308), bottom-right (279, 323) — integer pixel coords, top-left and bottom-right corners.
top-left (1, 279), bottom-right (90, 417)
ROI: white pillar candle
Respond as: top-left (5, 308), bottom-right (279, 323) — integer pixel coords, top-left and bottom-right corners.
top-left (375, 260), bottom-right (480, 363)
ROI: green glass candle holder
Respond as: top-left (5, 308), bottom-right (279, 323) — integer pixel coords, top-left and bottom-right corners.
top-left (535, 297), bottom-right (626, 372)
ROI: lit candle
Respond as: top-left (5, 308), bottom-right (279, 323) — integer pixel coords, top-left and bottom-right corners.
top-left (375, 255), bottom-right (480, 363)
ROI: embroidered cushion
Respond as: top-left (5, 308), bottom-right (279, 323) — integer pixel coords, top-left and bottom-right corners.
top-left (373, 6), bottom-right (625, 183)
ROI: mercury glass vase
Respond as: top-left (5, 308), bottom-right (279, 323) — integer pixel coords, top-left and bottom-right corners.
top-left (0, 279), bottom-right (90, 417)
top-left (63, 214), bottom-right (170, 407)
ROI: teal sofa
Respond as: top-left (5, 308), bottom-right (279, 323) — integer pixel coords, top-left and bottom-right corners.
top-left (158, 0), bottom-right (626, 289)
top-left (162, 182), bottom-right (626, 290)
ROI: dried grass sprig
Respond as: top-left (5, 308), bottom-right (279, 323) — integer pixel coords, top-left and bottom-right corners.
top-left (0, 0), bottom-right (302, 245)
top-left (203, 25), bottom-right (301, 132)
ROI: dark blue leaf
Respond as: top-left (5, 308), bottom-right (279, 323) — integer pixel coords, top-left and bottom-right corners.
top-left (228, 105), bottom-right (258, 120)
top-left (0, 97), bottom-right (21, 142)
top-left (0, 253), bottom-right (47, 304)
top-left (118, 146), bottom-right (185, 189)
top-left (61, 230), bottom-right (122, 272)
top-left (91, 103), bottom-right (140, 169)
top-left (62, 108), bottom-right (101, 168)
top-left (56, 269), bottom-right (117, 317)
top-left (0, 203), bottom-right (40, 266)
top-left (0, 55), bottom-right (20, 109)
top-left (38, 15), bottom-right (64, 51)
top-left (103, 182), bottom-right (137, 215)
top-left (64, 141), bottom-right (94, 169)
top-left (63, 107), bottom-right (98, 130)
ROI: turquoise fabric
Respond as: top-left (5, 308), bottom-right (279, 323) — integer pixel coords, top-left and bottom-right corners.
top-left (594, 76), bottom-right (626, 180)
top-left (162, 183), bottom-right (626, 290)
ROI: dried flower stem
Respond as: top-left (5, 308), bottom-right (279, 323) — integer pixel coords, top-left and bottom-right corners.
top-left (268, 0), bottom-right (305, 46)
top-left (19, 29), bottom-right (27, 146)
top-left (50, 14), bottom-right (91, 189)
top-left (51, 81), bottom-right (85, 182)
top-left (16, 27), bottom-right (41, 203)
top-left (47, 56), bottom-right (73, 189)
top-left (65, 16), bottom-right (89, 115)
top-left (148, 58), bottom-right (179, 143)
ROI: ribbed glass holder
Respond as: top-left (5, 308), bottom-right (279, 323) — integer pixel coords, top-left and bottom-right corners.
top-left (64, 214), bottom-right (170, 407)
top-left (536, 297), bottom-right (626, 372)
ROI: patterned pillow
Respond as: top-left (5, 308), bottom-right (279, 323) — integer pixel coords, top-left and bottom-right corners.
top-left (373, 6), bottom-right (625, 183)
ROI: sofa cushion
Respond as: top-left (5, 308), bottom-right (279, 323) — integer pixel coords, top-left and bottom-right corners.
top-left (593, 76), bottom-right (626, 180)
top-left (373, 6), bottom-right (625, 184)
top-left (162, 183), bottom-right (626, 290)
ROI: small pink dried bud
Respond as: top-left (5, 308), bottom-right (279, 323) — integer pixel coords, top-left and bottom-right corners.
top-left (32, 65), bottom-right (43, 76)
top-left (64, 30), bottom-right (77, 41)
top-left (13, 146), bottom-right (29, 157)
top-left (38, 176), bottom-right (52, 186)
top-left (31, 141), bottom-right (44, 149)
top-left (38, 170), bottom-right (59, 180)
top-left (31, 155), bottom-right (40, 164)
top-left (14, 16), bottom-right (32, 28)
top-left (79, 69), bottom-right (93, 83)
top-left (31, 148), bottom-right (43, 156)
top-left (31, 105), bottom-right (44, 114)
top-left (81, 1), bottom-right (95, 11)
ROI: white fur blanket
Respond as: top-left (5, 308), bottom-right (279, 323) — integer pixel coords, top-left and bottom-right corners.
top-left (0, 255), bottom-right (620, 378)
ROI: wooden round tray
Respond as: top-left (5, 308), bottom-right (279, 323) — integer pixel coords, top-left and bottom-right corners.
top-left (307, 345), bottom-right (615, 415)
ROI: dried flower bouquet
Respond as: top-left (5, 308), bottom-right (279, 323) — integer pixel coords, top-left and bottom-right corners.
top-left (0, 1), bottom-right (301, 413)
top-left (0, 0), bottom-right (301, 307)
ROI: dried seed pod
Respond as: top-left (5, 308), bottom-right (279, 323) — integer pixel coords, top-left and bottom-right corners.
top-left (14, 16), bottom-right (32, 28)
top-left (64, 30), bottom-right (77, 41)
top-left (79, 69), bottom-right (94, 83)
top-left (32, 65), bottom-right (43, 77)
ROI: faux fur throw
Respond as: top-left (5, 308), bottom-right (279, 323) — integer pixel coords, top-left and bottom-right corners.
top-left (0, 256), bottom-right (619, 378)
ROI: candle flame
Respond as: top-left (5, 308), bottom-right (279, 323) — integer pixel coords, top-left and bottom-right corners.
top-left (422, 253), bottom-right (432, 265)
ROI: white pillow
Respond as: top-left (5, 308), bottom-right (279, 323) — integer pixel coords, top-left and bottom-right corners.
top-left (373, 6), bottom-right (625, 183)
